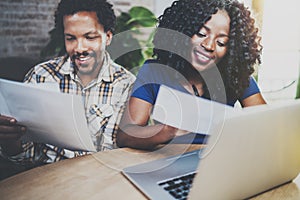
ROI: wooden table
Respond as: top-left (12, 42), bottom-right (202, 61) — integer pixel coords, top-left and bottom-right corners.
top-left (0, 144), bottom-right (300, 200)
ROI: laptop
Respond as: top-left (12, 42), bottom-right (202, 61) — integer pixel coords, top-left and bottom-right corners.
top-left (122, 100), bottom-right (300, 200)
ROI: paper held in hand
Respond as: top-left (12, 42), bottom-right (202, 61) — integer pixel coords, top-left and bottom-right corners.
top-left (0, 78), bottom-right (96, 152)
top-left (151, 85), bottom-right (236, 135)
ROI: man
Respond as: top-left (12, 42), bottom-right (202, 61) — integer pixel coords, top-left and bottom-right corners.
top-left (0, 0), bottom-right (135, 169)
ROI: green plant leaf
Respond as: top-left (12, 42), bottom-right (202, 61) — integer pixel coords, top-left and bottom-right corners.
top-left (127, 6), bottom-right (157, 27)
top-left (296, 74), bottom-right (300, 99)
top-left (115, 12), bottom-right (132, 33)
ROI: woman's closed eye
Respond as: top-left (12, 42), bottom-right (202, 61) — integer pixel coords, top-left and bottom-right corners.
top-left (217, 40), bottom-right (227, 47)
top-left (196, 32), bottom-right (206, 38)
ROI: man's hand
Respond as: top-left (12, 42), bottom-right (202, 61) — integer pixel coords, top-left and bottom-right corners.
top-left (0, 115), bottom-right (26, 156)
top-left (0, 115), bottom-right (26, 141)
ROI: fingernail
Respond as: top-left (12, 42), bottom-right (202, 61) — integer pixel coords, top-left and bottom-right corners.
top-left (10, 119), bottom-right (17, 123)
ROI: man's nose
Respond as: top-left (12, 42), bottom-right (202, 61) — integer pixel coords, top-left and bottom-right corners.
top-left (74, 39), bottom-right (88, 53)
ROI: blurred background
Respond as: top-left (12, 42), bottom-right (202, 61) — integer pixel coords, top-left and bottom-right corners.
top-left (0, 0), bottom-right (299, 103)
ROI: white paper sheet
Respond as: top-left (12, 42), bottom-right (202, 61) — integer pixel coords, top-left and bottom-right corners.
top-left (0, 78), bottom-right (96, 152)
top-left (152, 85), bottom-right (235, 135)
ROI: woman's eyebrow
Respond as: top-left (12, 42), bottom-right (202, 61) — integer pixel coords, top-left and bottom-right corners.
top-left (202, 25), bottom-right (229, 38)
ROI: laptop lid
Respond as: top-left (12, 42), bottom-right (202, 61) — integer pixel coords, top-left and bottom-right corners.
top-left (122, 100), bottom-right (300, 200)
top-left (189, 100), bottom-right (300, 199)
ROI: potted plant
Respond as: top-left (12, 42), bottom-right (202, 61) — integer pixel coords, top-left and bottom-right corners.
top-left (108, 6), bottom-right (157, 73)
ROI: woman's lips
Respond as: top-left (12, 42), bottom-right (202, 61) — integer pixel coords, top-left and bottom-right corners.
top-left (193, 49), bottom-right (214, 64)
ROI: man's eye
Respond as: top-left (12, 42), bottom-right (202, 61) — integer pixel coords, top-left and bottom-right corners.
top-left (86, 36), bottom-right (99, 40)
top-left (65, 37), bottom-right (75, 41)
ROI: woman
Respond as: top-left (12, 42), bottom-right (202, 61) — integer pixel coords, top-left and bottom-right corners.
top-left (116, 0), bottom-right (266, 150)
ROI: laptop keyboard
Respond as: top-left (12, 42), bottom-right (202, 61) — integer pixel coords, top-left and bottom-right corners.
top-left (158, 172), bottom-right (196, 200)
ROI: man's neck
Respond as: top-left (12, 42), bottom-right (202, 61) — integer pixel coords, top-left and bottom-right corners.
top-left (78, 74), bottom-right (96, 87)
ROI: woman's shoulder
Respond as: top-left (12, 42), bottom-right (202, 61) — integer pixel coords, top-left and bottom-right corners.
top-left (138, 59), bottom-right (178, 80)
top-left (138, 59), bottom-right (161, 74)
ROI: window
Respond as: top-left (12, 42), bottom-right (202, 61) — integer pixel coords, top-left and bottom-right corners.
top-left (258, 0), bottom-right (300, 102)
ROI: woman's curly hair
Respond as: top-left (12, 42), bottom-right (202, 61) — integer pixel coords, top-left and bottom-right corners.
top-left (50, 0), bottom-right (116, 55)
top-left (153, 0), bottom-right (262, 102)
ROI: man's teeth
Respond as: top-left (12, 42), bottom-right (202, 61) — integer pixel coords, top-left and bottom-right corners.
top-left (78, 57), bottom-right (89, 61)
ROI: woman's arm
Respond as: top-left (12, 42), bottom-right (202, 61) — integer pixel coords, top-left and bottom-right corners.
top-left (116, 97), bottom-right (178, 150)
top-left (240, 76), bottom-right (267, 107)
top-left (240, 93), bottom-right (266, 107)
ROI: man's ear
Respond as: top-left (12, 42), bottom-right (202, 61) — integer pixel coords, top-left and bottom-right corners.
top-left (106, 30), bottom-right (113, 46)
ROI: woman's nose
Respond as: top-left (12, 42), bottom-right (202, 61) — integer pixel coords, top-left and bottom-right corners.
top-left (201, 38), bottom-right (215, 52)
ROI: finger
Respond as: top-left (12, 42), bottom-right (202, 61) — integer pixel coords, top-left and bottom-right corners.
top-left (0, 125), bottom-right (26, 134)
top-left (0, 115), bottom-right (17, 125)
top-left (164, 125), bottom-right (178, 131)
top-left (175, 129), bottom-right (190, 136)
top-left (0, 132), bottom-right (24, 140)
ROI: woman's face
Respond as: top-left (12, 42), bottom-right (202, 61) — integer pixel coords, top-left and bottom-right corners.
top-left (190, 9), bottom-right (230, 72)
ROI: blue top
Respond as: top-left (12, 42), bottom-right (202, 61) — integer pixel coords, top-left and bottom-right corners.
top-left (132, 60), bottom-right (260, 107)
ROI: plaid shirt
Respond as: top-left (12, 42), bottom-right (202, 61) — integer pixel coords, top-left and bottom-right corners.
top-left (7, 52), bottom-right (135, 167)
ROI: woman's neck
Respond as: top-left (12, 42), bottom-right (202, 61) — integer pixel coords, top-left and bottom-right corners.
top-left (180, 80), bottom-right (204, 97)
